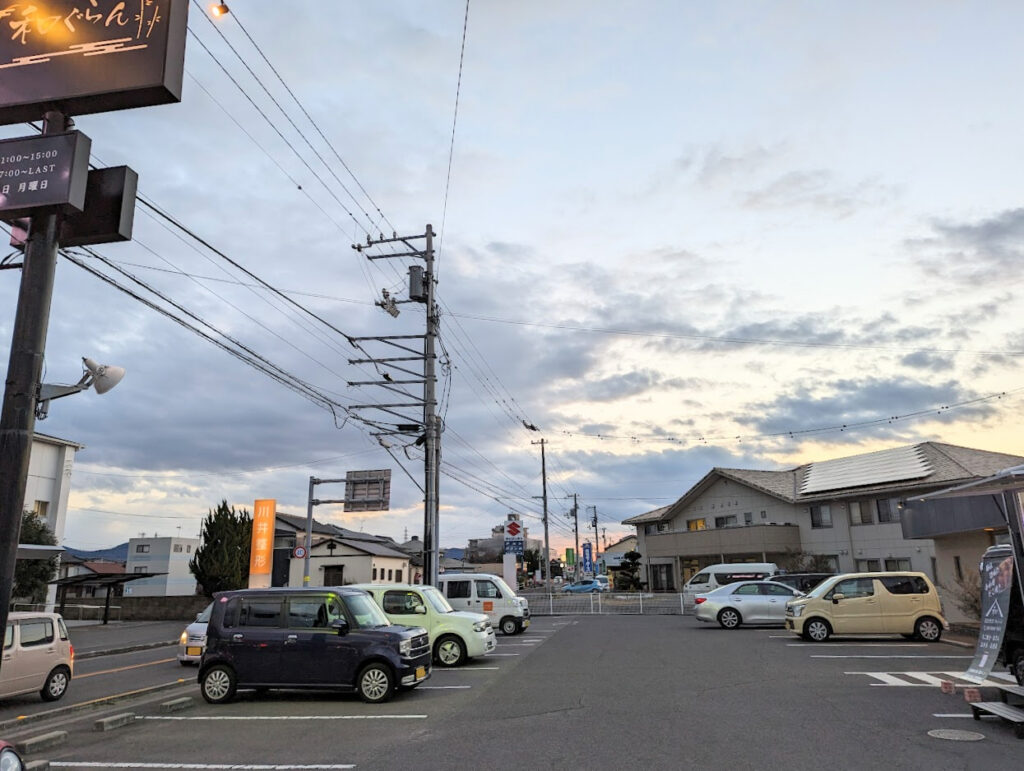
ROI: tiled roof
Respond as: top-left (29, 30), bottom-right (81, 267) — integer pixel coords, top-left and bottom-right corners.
top-left (621, 504), bottom-right (673, 525)
top-left (80, 561), bottom-right (125, 574)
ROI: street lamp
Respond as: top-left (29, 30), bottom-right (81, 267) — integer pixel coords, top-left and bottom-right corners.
top-left (35, 357), bottom-right (125, 419)
top-left (210, 3), bottom-right (230, 17)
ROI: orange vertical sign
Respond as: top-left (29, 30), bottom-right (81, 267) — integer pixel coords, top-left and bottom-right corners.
top-left (248, 499), bottom-right (276, 589)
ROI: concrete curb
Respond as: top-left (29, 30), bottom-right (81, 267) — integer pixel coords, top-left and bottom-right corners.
top-left (15, 731), bottom-right (66, 755)
top-left (0, 679), bottom-right (190, 732)
top-left (75, 640), bottom-right (178, 660)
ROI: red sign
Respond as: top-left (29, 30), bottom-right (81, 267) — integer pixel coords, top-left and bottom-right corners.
top-left (506, 521), bottom-right (521, 537)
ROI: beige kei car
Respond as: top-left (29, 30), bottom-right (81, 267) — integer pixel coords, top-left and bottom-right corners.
top-left (785, 572), bottom-right (948, 642)
top-left (1, 612), bottom-right (74, 701)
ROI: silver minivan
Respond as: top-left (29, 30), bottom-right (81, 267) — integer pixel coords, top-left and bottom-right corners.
top-left (1, 612), bottom-right (74, 701)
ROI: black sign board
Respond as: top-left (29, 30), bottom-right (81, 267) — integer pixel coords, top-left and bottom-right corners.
top-left (963, 544), bottom-right (1015, 684)
top-left (344, 470), bottom-right (392, 512)
top-left (0, 0), bottom-right (188, 125)
top-left (0, 131), bottom-right (91, 221)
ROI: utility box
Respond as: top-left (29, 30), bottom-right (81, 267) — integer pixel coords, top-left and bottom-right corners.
top-left (408, 265), bottom-right (427, 302)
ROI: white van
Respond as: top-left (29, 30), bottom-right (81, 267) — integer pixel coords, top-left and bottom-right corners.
top-left (682, 563), bottom-right (778, 612)
top-left (436, 573), bottom-right (530, 635)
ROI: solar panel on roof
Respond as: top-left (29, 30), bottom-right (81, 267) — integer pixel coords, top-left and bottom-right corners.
top-left (800, 445), bottom-right (932, 494)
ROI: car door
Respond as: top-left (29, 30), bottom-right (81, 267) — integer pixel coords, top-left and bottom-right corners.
top-left (223, 597), bottom-right (285, 685)
top-left (728, 583), bottom-right (767, 621)
top-left (15, 618), bottom-right (58, 693)
top-left (443, 580), bottom-right (473, 613)
top-left (828, 577), bottom-right (881, 634)
top-left (474, 579), bottom-right (502, 614)
top-left (876, 575), bottom-right (926, 633)
top-left (284, 594), bottom-right (356, 685)
top-left (761, 583), bottom-right (800, 624)
top-left (0, 622), bottom-right (29, 698)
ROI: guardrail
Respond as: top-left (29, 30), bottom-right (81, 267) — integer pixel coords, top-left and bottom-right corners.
top-left (520, 591), bottom-right (686, 615)
top-left (10, 602), bottom-right (126, 622)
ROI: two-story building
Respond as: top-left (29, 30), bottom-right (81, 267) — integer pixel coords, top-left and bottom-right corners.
top-left (623, 442), bottom-right (1024, 604)
top-left (123, 536), bottom-right (199, 596)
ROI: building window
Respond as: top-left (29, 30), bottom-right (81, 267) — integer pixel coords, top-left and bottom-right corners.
top-left (884, 558), bottom-right (911, 571)
top-left (387, 569), bottom-right (393, 580)
top-left (173, 544), bottom-right (183, 553)
top-left (954, 556), bottom-right (963, 581)
top-left (714, 515), bottom-right (737, 528)
top-left (135, 544), bottom-right (150, 553)
top-left (372, 568), bottom-right (377, 580)
top-left (876, 499), bottom-right (900, 523)
top-left (656, 522), bottom-right (669, 532)
top-left (849, 501), bottom-right (873, 525)
top-left (743, 512), bottom-right (753, 525)
top-left (133, 566), bottom-right (147, 574)
top-left (187, 545), bottom-right (192, 553)
top-left (34, 500), bottom-right (49, 521)
top-left (856, 559), bottom-right (881, 572)
top-left (687, 519), bottom-right (706, 531)
top-left (395, 570), bottom-right (403, 583)
top-left (810, 505), bottom-right (832, 529)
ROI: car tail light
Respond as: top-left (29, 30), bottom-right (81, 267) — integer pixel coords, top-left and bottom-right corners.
top-left (695, 597), bottom-right (707, 604)
top-left (70, 643), bottom-right (74, 661)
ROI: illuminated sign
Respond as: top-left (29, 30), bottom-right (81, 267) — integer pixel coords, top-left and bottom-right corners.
top-left (248, 499), bottom-right (276, 589)
top-left (0, 0), bottom-right (188, 125)
top-left (0, 131), bottom-right (90, 220)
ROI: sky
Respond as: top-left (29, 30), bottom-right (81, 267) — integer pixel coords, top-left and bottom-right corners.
top-left (4, 1), bottom-right (1024, 559)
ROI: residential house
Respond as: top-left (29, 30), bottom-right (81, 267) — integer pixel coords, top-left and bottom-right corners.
top-left (622, 443), bottom-right (1024, 617)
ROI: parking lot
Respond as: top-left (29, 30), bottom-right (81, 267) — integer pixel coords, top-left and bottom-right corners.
top-left (4, 614), bottom-right (1023, 770)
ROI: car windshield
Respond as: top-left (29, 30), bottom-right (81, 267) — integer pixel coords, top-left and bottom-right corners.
top-left (343, 593), bottom-right (392, 628)
top-left (196, 603), bottom-right (213, 623)
top-left (803, 578), bottom-right (839, 599)
top-left (423, 587), bottom-right (454, 613)
top-left (490, 576), bottom-right (516, 598)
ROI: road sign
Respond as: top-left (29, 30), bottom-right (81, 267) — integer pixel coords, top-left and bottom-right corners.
top-left (582, 542), bottom-right (593, 574)
top-left (293, 545), bottom-right (307, 560)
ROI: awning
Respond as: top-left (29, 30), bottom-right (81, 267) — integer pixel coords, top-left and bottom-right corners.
top-left (17, 544), bottom-right (64, 560)
top-left (918, 463), bottom-right (1024, 501)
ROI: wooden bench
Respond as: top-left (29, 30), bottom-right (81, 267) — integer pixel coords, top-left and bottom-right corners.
top-left (970, 701), bottom-right (1024, 738)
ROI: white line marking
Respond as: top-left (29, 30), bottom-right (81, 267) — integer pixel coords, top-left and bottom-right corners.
top-left (433, 666), bottom-right (499, 671)
top-left (484, 653), bottom-right (519, 656)
top-left (786, 643), bottom-right (927, 648)
top-left (49, 761), bottom-right (358, 765)
top-left (848, 672), bottom-right (910, 686)
top-left (811, 655), bottom-right (971, 659)
top-left (141, 715), bottom-right (426, 721)
top-left (904, 672), bottom-right (948, 686)
top-left (417, 685), bottom-right (471, 690)
top-left (934, 713), bottom-right (975, 718)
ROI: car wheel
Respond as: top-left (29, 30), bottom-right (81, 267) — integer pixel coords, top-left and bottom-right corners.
top-left (40, 665), bottom-right (70, 701)
top-left (914, 617), bottom-right (942, 642)
top-left (1012, 649), bottom-right (1024, 687)
top-left (717, 608), bottom-right (742, 630)
top-left (435, 635), bottom-right (467, 667)
top-left (500, 617), bottom-right (519, 636)
top-left (357, 663), bottom-right (395, 704)
top-left (804, 618), bottom-right (831, 642)
top-left (200, 665), bottom-right (237, 704)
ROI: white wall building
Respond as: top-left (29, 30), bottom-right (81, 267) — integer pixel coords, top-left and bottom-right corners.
top-left (123, 536), bottom-right (199, 596)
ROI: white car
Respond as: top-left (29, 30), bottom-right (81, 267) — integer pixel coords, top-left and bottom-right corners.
top-left (178, 603), bottom-right (212, 665)
top-left (353, 583), bottom-right (496, 667)
top-left (694, 580), bottom-right (803, 629)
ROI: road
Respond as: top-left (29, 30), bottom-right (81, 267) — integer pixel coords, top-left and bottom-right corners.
top-left (2, 615), bottom-right (1021, 770)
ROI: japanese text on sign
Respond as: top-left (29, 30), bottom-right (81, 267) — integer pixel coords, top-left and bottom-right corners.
top-left (248, 499), bottom-right (276, 588)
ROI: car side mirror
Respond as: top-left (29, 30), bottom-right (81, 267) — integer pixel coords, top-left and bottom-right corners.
top-left (330, 618), bottom-right (349, 635)
top-left (831, 593), bottom-right (845, 603)
top-left (415, 605), bottom-right (427, 615)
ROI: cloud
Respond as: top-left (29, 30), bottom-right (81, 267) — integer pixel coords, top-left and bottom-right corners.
top-left (913, 209), bottom-right (1024, 282)
top-left (741, 170), bottom-right (899, 217)
top-left (899, 351), bottom-right (955, 372)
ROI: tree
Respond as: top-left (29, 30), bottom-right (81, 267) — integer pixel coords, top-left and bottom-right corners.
top-left (617, 550), bottom-right (643, 590)
top-left (189, 500), bottom-right (252, 597)
top-left (14, 510), bottom-right (59, 604)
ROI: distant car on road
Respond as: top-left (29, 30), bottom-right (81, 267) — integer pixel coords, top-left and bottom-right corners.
top-left (695, 580), bottom-right (803, 629)
top-left (594, 575), bottom-right (610, 590)
top-left (1, 612), bottom-right (74, 702)
top-left (178, 602), bottom-right (213, 666)
top-left (562, 579), bottom-right (606, 594)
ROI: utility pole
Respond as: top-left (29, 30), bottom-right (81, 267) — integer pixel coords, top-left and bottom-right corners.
top-left (350, 225), bottom-right (441, 586)
top-left (531, 438), bottom-right (551, 591)
top-left (570, 493), bottom-right (580, 581)
top-left (0, 111), bottom-right (69, 659)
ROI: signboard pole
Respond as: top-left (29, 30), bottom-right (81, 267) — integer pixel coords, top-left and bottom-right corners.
top-left (0, 111), bottom-right (70, 654)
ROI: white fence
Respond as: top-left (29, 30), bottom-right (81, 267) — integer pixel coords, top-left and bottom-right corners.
top-left (520, 592), bottom-right (686, 615)
top-left (11, 602), bottom-right (122, 622)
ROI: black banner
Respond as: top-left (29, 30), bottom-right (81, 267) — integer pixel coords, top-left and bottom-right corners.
top-left (964, 545), bottom-right (1015, 683)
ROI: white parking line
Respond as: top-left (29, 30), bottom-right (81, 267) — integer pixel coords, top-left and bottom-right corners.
top-left (787, 643), bottom-right (927, 648)
top-left (51, 765), bottom-right (355, 770)
top-left (433, 666), bottom-right (499, 671)
top-left (811, 655), bottom-right (971, 659)
top-left (141, 715), bottom-right (426, 721)
top-left (485, 653), bottom-right (519, 656)
top-left (934, 713), bottom-right (975, 718)
top-left (418, 685), bottom-right (471, 690)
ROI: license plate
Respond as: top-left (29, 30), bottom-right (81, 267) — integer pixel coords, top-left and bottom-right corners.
top-left (415, 666), bottom-right (426, 680)
top-left (186, 646), bottom-right (202, 656)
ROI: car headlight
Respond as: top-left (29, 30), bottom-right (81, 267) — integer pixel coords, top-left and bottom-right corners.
top-left (473, 621), bottom-right (488, 633)
top-left (0, 747), bottom-right (24, 771)
top-left (789, 605), bottom-right (805, 617)
top-left (179, 630), bottom-right (188, 645)
top-left (399, 638), bottom-right (412, 656)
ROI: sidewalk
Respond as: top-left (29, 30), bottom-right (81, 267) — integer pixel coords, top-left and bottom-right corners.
top-left (67, 620), bottom-right (184, 657)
